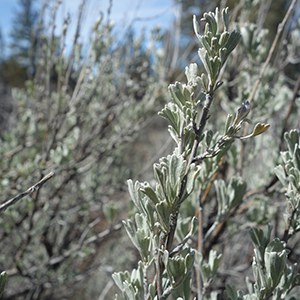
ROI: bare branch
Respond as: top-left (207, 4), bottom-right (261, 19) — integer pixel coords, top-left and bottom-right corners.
top-left (0, 172), bottom-right (55, 213)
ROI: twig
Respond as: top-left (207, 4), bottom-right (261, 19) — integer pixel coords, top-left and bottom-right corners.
top-left (98, 280), bottom-right (114, 300)
top-left (203, 222), bottom-right (218, 242)
top-left (84, 222), bottom-right (122, 245)
top-left (0, 172), bottom-right (54, 213)
top-left (248, 0), bottom-right (297, 103)
top-left (170, 231), bottom-right (193, 257)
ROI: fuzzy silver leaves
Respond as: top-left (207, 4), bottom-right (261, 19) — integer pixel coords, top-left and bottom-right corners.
top-left (123, 213), bottom-right (152, 261)
top-left (163, 249), bottom-right (195, 288)
top-left (194, 249), bottom-right (222, 290)
top-left (214, 177), bottom-right (247, 221)
top-left (228, 100), bottom-right (270, 140)
top-left (274, 130), bottom-right (300, 234)
top-left (240, 23), bottom-right (268, 60)
top-left (144, 154), bottom-right (200, 232)
top-left (154, 154), bottom-right (186, 207)
top-left (127, 155), bottom-right (200, 236)
top-left (249, 226), bottom-right (272, 264)
top-left (222, 101), bottom-right (269, 144)
top-left (176, 216), bottom-right (198, 242)
top-left (160, 64), bottom-right (204, 151)
top-left (250, 228), bottom-right (295, 299)
top-left (113, 261), bottom-right (145, 300)
top-left (193, 7), bottom-right (241, 89)
top-left (264, 239), bottom-right (288, 288)
top-left (185, 63), bottom-right (202, 89)
top-left (225, 101), bottom-right (251, 136)
top-left (192, 100), bottom-right (268, 164)
top-left (127, 180), bottom-right (156, 229)
top-left (226, 227), bottom-right (300, 299)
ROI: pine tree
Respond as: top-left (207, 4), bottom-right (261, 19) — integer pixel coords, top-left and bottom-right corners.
top-left (10, 0), bottom-right (38, 77)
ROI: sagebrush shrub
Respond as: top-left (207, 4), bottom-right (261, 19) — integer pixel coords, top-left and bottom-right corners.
top-left (113, 4), bottom-right (300, 299)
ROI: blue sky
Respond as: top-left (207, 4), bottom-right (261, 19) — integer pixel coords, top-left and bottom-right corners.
top-left (0, 0), bottom-right (16, 40)
top-left (0, 0), bottom-right (175, 48)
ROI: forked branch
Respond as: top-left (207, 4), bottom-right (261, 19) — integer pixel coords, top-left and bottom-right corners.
top-left (0, 172), bottom-right (55, 213)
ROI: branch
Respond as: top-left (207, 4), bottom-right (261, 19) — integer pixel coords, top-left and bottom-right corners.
top-left (248, 0), bottom-right (297, 103)
top-left (0, 172), bottom-right (55, 213)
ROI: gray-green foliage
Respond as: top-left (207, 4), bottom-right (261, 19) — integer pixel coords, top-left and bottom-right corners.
top-left (0, 1), bottom-right (165, 298)
top-left (114, 4), bottom-right (300, 300)
top-left (226, 226), bottom-right (300, 300)
top-left (114, 7), bottom-right (262, 299)
top-left (275, 130), bottom-right (300, 238)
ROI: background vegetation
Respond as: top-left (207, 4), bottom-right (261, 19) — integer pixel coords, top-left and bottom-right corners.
top-left (0, 0), bottom-right (299, 299)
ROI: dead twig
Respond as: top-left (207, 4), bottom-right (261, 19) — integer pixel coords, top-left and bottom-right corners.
top-left (0, 172), bottom-right (55, 213)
